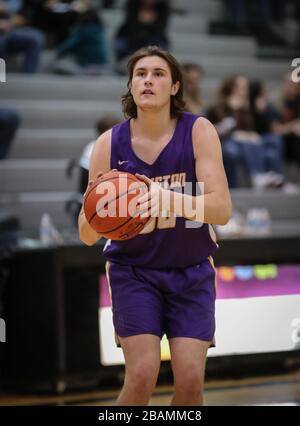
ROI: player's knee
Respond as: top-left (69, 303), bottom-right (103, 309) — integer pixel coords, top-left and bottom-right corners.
top-left (125, 360), bottom-right (160, 393)
top-left (173, 364), bottom-right (204, 395)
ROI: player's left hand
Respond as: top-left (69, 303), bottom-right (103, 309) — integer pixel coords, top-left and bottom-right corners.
top-left (135, 173), bottom-right (166, 218)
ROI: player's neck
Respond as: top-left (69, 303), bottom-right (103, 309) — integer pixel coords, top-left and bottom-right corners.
top-left (133, 108), bottom-right (175, 141)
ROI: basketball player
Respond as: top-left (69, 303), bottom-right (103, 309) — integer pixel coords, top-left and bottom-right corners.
top-left (78, 46), bottom-right (232, 406)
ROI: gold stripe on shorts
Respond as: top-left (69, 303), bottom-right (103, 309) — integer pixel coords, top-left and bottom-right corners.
top-left (208, 256), bottom-right (217, 290)
top-left (105, 261), bottom-right (121, 348)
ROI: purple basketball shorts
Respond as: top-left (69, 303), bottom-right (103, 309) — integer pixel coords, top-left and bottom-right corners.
top-left (106, 257), bottom-right (216, 343)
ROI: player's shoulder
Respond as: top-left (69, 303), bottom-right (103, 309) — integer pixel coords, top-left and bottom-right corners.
top-left (192, 117), bottom-right (220, 158)
top-left (93, 128), bottom-right (112, 153)
top-left (192, 116), bottom-right (219, 143)
top-left (89, 129), bottom-right (113, 172)
top-left (192, 116), bottom-right (216, 133)
top-left (94, 118), bottom-right (126, 148)
top-left (96, 128), bottom-right (112, 145)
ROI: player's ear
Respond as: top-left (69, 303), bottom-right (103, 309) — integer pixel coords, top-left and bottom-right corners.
top-left (171, 81), bottom-right (180, 96)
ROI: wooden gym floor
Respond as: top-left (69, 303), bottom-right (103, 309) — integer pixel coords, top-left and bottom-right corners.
top-left (0, 370), bottom-right (299, 406)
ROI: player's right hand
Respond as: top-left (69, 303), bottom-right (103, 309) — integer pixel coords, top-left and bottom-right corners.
top-left (83, 169), bottom-right (118, 198)
top-left (83, 171), bottom-right (103, 198)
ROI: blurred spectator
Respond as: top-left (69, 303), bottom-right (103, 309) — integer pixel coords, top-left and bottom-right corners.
top-left (1, 0), bottom-right (22, 14)
top-left (78, 114), bottom-right (120, 192)
top-left (26, 0), bottom-right (86, 47)
top-left (0, 108), bottom-right (21, 159)
top-left (182, 63), bottom-right (204, 115)
top-left (55, 7), bottom-right (108, 73)
top-left (114, 0), bottom-right (170, 73)
top-left (249, 80), bottom-right (284, 176)
top-left (276, 72), bottom-right (300, 167)
top-left (101, 0), bottom-right (115, 8)
top-left (222, 0), bottom-right (286, 45)
top-left (0, 0), bottom-right (45, 73)
top-left (66, 114), bottom-right (120, 224)
top-left (207, 75), bottom-right (284, 188)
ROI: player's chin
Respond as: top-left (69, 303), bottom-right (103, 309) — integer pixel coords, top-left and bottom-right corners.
top-left (138, 103), bottom-right (159, 113)
top-left (138, 99), bottom-right (157, 107)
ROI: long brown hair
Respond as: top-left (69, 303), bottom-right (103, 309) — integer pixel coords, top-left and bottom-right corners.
top-left (121, 45), bottom-right (185, 119)
top-left (217, 75), bottom-right (240, 102)
top-left (213, 75), bottom-right (253, 130)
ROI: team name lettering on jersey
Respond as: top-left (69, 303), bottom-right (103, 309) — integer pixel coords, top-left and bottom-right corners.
top-left (152, 172), bottom-right (186, 189)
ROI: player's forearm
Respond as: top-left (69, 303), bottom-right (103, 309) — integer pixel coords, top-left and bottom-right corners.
top-left (202, 191), bottom-right (232, 225)
top-left (78, 208), bottom-right (102, 246)
top-left (167, 189), bottom-right (232, 225)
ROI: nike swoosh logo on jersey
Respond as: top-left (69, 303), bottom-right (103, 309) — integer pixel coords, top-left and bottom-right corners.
top-left (118, 160), bottom-right (129, 165)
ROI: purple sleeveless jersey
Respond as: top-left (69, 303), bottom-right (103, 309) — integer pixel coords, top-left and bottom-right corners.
top-left (102, 112), bottom-right (218, 269)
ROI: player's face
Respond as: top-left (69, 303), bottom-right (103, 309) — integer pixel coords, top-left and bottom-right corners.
top-left (130, 56), bottom-right (179, 112)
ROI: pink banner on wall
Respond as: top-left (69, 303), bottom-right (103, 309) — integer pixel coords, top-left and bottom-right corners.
top-left (216, 264), bottom-right (300, 299)
top-left (98, 264), bottom-right (300, 307)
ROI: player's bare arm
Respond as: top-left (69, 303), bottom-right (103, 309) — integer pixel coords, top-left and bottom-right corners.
top-left (192, 117), bottom-right (232, 224)
top-left (137, 117), bottom-right (232, 225)
top-left (78, 129), bottom-right (112, 246)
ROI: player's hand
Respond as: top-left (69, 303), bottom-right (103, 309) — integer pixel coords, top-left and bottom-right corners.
top-left (83, 169), bottom-right (117, 198)
top-left (83, 171), bottom-right (103, 199)
top-left (135, 173), bottom-right (167, 218)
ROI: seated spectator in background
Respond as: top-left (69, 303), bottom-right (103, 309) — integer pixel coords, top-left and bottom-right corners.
top-left (276, 72), bottom-right (300, 168)
top-left (101, 0), bottom-right (115, 8)
top-left (55, 6), bottom-right (108, 74)
top-left (224, 0), bottom-right (285, 45)
top-left (33, 0), bottom-right (83, 47)
top-left (207, 75), bottom-right (285, 188)
top-left (182, 63), bottom-right (204, 115)
top-left (249, 80), bottom-right (285, 177)
top-left (114, 0), bottom-right (170, 73)
top-left (20, 1), bottom-right (96, 48)
top-left (66, 114), bottom-right (120, 224)
top-left (0, 108), bottom-right (21, 159)
top-left (0, 0), bottom-right (45, 73)
top-left (78, 114), bottom-right (120, 192)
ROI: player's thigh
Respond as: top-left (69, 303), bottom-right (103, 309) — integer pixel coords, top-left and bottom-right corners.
top-left (118, 334), bottom-right (161, 377)
top-left (169, 337), bottom-right (210, 384)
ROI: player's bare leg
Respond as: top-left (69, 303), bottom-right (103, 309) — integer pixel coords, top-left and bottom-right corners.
top-left (169, 337), bottom-right (210, 406)
top-left (116, 334), bottom-right (161, 406)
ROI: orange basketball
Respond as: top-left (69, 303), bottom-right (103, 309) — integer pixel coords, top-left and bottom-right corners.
top-left (83, 170), bottom-right (149, 240)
